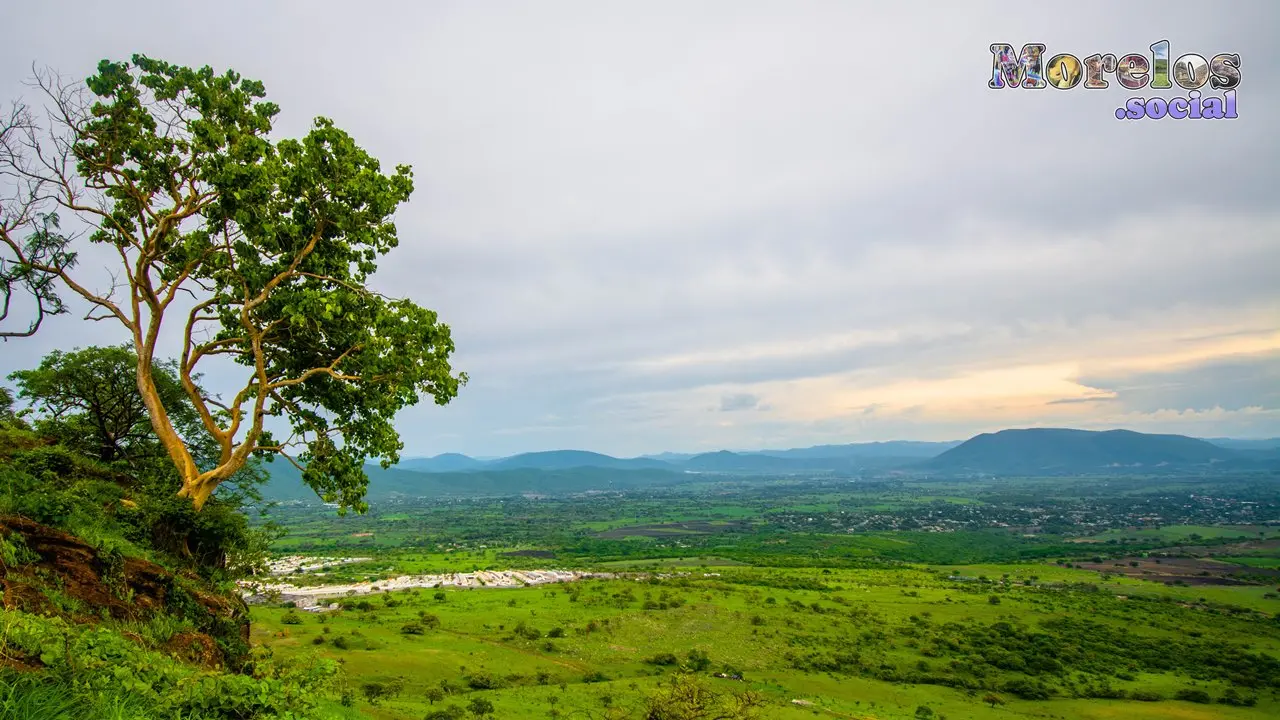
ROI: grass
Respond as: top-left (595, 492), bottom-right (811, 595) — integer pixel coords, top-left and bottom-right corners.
top-left (251, 563), bottom-right (1280, 720)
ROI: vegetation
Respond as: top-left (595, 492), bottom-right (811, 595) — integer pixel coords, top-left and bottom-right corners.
top-left (0, 55), bottom-right (464, 512)
top-left (2, 49), bottom-right (1279, 720)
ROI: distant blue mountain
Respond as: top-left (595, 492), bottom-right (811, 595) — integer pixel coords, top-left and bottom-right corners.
top-left (926, 428), bottom-right (1246, 475)
top-left (1205, 437), bottom-right (1280, 451)
top-left (397, 453), bottom-right (484, 472)
top-left (260, 429), bottom-right (1280, 502)
top-left (748, 440), bottom-right (960, 460)
top-left (487, 450), bottom-right (674, 471)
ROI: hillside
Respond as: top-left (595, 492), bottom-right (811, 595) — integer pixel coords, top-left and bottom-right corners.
top-left (0, 424), bottom-right (340, 719)
top-left (927, 428), bottom-right (1243, 475)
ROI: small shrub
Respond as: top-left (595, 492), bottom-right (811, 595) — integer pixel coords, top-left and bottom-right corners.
top-left (464, 672), bottom-right (503, 690)
top-left (1175, 689), bottom-right (1212, 704)
top-left (425, 703), bottom-right (466, 720)
top-left (645, 653), bottom-right (680, 666)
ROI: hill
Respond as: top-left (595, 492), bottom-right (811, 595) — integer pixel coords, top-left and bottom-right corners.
top-left (397, 452), bottom-right (485, 472)
top-left (748, 440), bottom-right (959, 459)
top-left (926, 428), bottom-right (1242, 475)
top-left (680, 450), bottom-right (913, 473)
top-left (397, 441), bottom-right (961, 475)
top-left (486, 450), bottom-right (674, 471)
top-left (1206, 437), bottom-right (1280, 451)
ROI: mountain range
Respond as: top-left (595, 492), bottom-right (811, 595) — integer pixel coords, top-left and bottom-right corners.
top-left (260, 430), bottom-right (1280, 502)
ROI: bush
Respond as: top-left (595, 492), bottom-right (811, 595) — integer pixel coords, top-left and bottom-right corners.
top-left (685, 649), bottom-right (712, 671)
top-left (1218, 688), bottom-right (1257, 706)
top-left (1130, 689), bottom-right (1162, 702)
top-left (280, 611), bottom-right (303, 625)
top-left (401, 622), bottom-right (427, 635)
top-left (1002, 678), bottom-right (1051, 700)
top-left (467, 697), bottom-right (495, 717)
top-left (464, 672), bottom-right (504, 690)
top-left (1175, 689), bottom-right (1212, 704)
top-left (0, 610), bottom-right (336, 719)
top-left (645, 653), bottom-right (680, 666)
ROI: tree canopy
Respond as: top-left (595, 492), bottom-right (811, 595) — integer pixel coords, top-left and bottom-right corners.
top-left (0, 55), bottom-right (464, 511)
top-left (9, 344), bottom-right (193, 464)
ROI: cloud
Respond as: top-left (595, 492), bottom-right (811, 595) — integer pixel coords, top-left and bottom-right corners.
top-left (719, 393), bottom-right (764, 412)
top-left (1046, 396), bottom-right (1117, 405)
top-left (0, 1), bottom-right (1277, 456)
top-left (1077, 349), bottom-right (1280, 415)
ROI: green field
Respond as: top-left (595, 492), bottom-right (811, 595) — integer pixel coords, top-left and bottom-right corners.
top-left (248, 474), bottom-right (1280, 719)
top-left (253, 560), bottom-right (1280, 719)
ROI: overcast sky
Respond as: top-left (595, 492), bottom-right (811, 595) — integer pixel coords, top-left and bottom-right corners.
top-left (2, 1), bottom-right (1277, 457)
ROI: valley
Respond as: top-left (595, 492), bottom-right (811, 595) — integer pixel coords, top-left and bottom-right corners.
top-left (247, 463), bottom-right (1280, 719)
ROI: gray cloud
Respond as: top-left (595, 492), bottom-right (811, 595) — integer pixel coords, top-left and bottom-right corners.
top-left (1046, 396), bottom-right (1117, 406)
top-left (1079, 351), bottom-right (1280, 415)
top-left (1, 1), bottom-right (1277, 456)
top-left (719, 393), bottom-right (763, 412)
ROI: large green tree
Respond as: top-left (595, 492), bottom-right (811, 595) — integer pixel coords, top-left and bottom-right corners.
top-left (9, 345), bottom-right (194, 464)
top-left (0, 56), bottom-right (464, 511)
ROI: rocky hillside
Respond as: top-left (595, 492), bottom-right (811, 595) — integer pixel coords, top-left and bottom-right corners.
top-left (0, 514), bottom-right (249, 669)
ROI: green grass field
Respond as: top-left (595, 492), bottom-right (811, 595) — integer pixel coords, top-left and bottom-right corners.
top-left (252, 562), bottom-right (1280, 720)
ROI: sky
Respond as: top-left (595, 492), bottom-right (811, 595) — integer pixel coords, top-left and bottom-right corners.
top-left (1, 1), bottom-right (1278, 458)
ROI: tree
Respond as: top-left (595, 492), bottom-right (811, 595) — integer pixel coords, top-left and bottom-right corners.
top-left (0, 56), bottom-right (464, 511)
top-left (643, 674), bottom-right (766, 720)
top-left (0, 385), bottom-right (16, 424)
top-left (982, 693), bottom-right (1004, 708)
top-left (9, 345), bottom-right (196, 464)
top-left (466, 697), bottom-right (494, 718)
top-left (425, 687), bottom-right (445, 705)
top-left (424, 704), bottom-right (465, 720)
top-left (361, 678), bottom-right (405, 705)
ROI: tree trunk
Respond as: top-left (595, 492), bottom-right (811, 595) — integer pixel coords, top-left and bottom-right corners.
top-left (177, 479), bottom-right (218, 511)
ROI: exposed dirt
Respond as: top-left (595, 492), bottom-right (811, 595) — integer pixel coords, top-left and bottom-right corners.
top-left (0, 514), bottom-right (249, 665)
top-left (1076, 555), bottom-right (1280, 587)
top-left (166, 631), bottom-right (223, 668)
